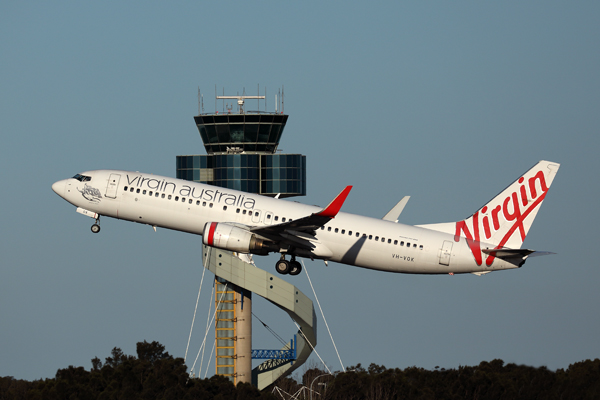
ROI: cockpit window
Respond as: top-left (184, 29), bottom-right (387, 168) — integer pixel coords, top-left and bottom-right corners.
top-left (72, 174), bottom-right (92, 182)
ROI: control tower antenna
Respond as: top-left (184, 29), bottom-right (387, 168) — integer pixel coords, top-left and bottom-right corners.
top-left (197, 87), bottom-right (204, 114)
top-left (217, 94), bottom-right (265, 114)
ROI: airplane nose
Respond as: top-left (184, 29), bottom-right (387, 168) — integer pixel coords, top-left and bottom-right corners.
top-left (52, 179), bottom-right (66, 197)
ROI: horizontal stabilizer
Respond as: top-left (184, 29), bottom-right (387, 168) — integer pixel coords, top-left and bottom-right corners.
top-left (482, 248), bottom-right (555, 268)
top-left (482, 248), bottom-right (536, 258)
top-left (481, 248), bottom-right (555, 258)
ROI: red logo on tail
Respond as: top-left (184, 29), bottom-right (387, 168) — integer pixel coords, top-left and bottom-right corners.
top-left (455, 171), bottom-right (548, 266)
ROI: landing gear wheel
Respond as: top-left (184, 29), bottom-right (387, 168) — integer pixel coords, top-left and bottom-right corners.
top-left (275, 259), bottom-right (290, 274)
top-left (289, 261), bottom-right (302, 276)
top-left (91, 224), bottom-right (100, 233)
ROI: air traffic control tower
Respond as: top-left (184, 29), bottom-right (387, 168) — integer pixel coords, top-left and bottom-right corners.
top-left (176, 89), bottom-right (305, 197)
top-left (177, 89), bottom-right (315, 389)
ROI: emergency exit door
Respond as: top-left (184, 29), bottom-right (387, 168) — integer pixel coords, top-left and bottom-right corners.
top-left (439, 240), bottom-right (453, 266)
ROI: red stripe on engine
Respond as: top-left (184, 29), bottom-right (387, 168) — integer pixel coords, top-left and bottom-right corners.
top-left (207, 222), bottom-right (217, 246)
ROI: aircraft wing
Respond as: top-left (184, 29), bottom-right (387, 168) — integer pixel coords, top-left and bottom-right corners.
top-left (251, 186), bottom-right (352, 247)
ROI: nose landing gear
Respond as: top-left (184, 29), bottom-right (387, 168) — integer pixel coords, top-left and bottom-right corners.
top-left (91, 217), bottom-right (100, 233)
top-left (275, 255), bottom-right (302, 276)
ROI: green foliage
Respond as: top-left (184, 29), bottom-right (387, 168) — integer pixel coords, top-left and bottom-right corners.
top-left (2, 346), bottom-right (600, 400)
top-left (0, 341), bottom-right (274, 400)
top-left (301, 360), bottom-right (600, 400)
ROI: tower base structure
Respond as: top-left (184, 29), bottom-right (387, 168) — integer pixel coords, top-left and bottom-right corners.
top-left (203, 246), bottom-right (317, 390)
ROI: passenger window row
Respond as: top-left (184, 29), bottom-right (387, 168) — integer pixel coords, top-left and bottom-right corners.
top-left (320, 225), bottom-right (423, 249)
top-left (123, 186), bottom-right (292, 222)
top-left (124, 186), bottom-right (214, 208)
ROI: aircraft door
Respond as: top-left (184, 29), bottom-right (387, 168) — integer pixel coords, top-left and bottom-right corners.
top-left (252, 210), bottom-right (262, 223)
top-left (439, 240), bottom-right (453, 266)
top-left (105, 173), bottom-right (121, 199)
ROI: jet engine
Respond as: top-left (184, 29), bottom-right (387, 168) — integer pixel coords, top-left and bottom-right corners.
top-left (202, 222), bottom-right (278, 255)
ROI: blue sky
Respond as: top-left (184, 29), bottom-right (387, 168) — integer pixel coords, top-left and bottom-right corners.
top-left (1, 1), bottom-right (599, 381)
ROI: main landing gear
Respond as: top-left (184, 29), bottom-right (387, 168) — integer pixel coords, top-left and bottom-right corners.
top-left (275, 255), bottom-right (302, 276)
top-left (91, 216), bottom-right (100, 233)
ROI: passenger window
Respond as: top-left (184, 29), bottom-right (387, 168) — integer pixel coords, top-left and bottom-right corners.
top-left (168, 195), bottom-right (172, 200)
top-left (275, 216), bottom-right (279, 221)
top-left (161, 194), bottom-right (165, 198)
top-left (335, 228), bottom-right (339, 233)
top-left (375, 236), bottom-right (379, 241)
top-left (223, 206), bottom-right (227, 211)
top-left (413, 244), bottom-right (417, 248)
top-left (236, 209), bottom-right (240, 213)
top-left (124, 186), bottom-right (128, 191)
top-left (369, 235), bottom-right (373, 240)
top-left (143, 190), bottom-right (147, 195)
top-left (381, 237), bottom-right (385, 242)
top-left (155, 193), bottom-right (159, 197)
top-left (321, 227), bottom-right (324, 230)
top-left (189, 199), bottom-right (192, 204)
top-left (328, 227), bottom-right (332, 232)
top-left (400, 241), bottom-right (404, 246)
top-left (254, 212), bottom-right (259, 217)
top-left (394, 240), bottom-right (398, 245)
top-left (197, 200), bottom-right (201, 205)
top-left (175, 196), bottom-right (179, 201)
top-left (130, 188), bottom-right (134, 192)
top-left (267, 214), bottom-right (271, 219)
top-left (242, 209), bottom-right (246, 214)
top-left (419, 245), bottom-right (423, 250)
top-left (348, 231), bottom-right (352, 235)
top-left (341, 229), bottom-right (345, 234)
top-left (388, 239), bottom-right (391, 244)
top-left (282, 218), bottom-right (286, 222)
top-left (149, 191), bottom-right (152, 196)
top-left (407, 242), bottom-right (411, 247)
top-left (136, 189), bottom-right (140, 193)
top-left (210, 203), bottom-right (213, 208)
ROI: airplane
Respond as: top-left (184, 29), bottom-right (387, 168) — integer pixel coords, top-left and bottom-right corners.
top-left (52, 160), bottom-right (559, 277)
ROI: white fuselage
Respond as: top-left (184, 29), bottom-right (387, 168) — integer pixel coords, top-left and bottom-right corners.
top-left (52, 170), bottom-right (519, 275)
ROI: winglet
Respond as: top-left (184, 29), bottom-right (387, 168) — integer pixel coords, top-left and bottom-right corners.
top-left (317, 186), bottom-right (352, 218)
top-left (382, 196), bottom-right (410, 222)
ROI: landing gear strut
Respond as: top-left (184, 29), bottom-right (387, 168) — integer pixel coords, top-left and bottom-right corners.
top-left (275, 255), bottom-right (302, 276)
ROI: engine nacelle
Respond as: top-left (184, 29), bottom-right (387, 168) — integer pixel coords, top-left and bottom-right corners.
top-left (202, 222), bottom-right (278, 255)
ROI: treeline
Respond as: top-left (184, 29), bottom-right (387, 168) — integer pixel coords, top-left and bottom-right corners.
top-left (1, 342), bottom-right (599, 399)
top-left (292, 359), bottom-right (600, 400)
top-left (0, 341), bottom-right (274, 400)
